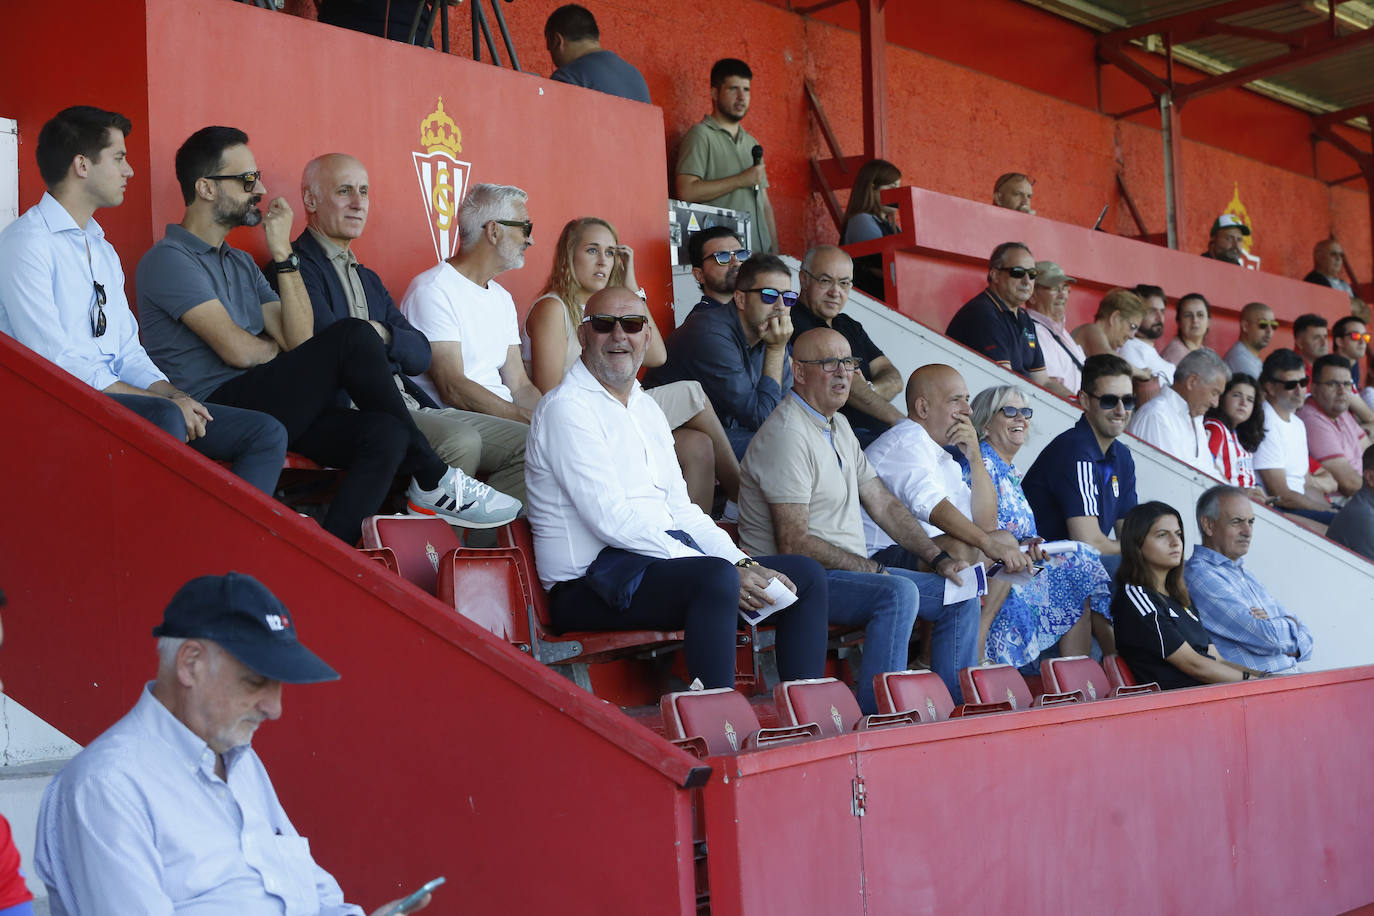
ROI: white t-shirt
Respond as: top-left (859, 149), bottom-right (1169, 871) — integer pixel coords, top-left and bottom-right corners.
top-left (1252, 400), bottom-right (1310, 494)
top-left (1118, 337), bottom-right (1176, 385)
top-left (399, 261), bottom-right (519, 404)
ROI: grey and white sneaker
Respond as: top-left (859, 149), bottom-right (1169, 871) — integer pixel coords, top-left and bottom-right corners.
top-left (406, 467), bottom-right (521, 528)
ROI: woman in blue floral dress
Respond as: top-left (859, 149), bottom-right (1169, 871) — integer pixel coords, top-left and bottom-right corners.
top-left (968, 385), bottom-right (1112, 668)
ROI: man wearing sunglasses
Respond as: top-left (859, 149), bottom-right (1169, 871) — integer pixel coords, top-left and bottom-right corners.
top-left (1253, 349), bottom-right (1337, 526)
top-left (526, 287), bottom-right (829, 692)
top-left (791, 246), bottom-right (904, 447)
top-left (0, 106), bottom-right (287, 496)
top-left (647, 253), bottom-right (795, 459)
top-left (738, 329), bottom-right (976, 711)
top-left (1023, 354), bottom-right (1140, 580)
top-left (1297, 354), bottom-right (1370, 499)
top-left (945, 242), bottom-right (1049, 385)
top-left (1329, 316), bottom-right (1374, 435)
top-left (1224, 301), bottom-right (1277, 380)
top-left (1302, 239), bottom-right (1354, 296)
top-left (1127, 347), bottom-right (1229, 478)
top-left (684, 227), bottom-right (749, 313)
top-left (139, 127), bottom-right (503, 543)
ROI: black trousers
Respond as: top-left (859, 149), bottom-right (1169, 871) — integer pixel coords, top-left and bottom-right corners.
top-left (551, 554), bottom-right (830, 688)
top-left (209, 319), bottom-right (447, 542)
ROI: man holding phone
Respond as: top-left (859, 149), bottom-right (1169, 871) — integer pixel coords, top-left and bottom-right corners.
top-left (33, 573), bottom-right (431, 916)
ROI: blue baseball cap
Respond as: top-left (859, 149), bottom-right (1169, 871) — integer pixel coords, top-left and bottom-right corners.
top-left (152, 572), bottom-right (340, 684)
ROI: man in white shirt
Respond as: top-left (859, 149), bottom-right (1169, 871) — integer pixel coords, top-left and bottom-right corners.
top-left (1118, 284), bottom-right (1176, 386)
top-left (35, 572), bottom-right (429, 916)
top-left (1254, 348), bottom-right (1337, 526)
top-left (0, 105), bottom-right (286, 494)
top-left (1127, 347), bottom-right (1228, 476)
top-left (1025, 261), bottom-right (1085, 399)
top-left (525, 287), bottom-right (828, 690)
top-left (400, 183), bottom-right (541, 503)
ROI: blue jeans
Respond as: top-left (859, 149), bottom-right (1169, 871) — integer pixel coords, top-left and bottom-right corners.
top-left (826, 568), bottom-right (978, 713)
top-left (109, 393), bottom-right (287, 495)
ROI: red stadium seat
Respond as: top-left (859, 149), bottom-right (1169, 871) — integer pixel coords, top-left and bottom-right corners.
top-left (661, 687), bottom-right (821, 755)
top-left (874, 670), bottom-right (1013, 722)
top-left (772, 678), bottom-right (914, 736)
top-left (361, 514), bottom-right (462, 595)
top-left (1101, 654), bottom-right (1163, 696)
top-left (358, 546), bottom-right (398, 573)
top-left (1043, 655), bottom-right (1161, 700)
top-left (960, 664), bottom-right (1084, 709)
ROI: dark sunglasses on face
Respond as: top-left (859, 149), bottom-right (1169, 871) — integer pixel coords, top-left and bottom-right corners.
top-left (998, 406), bottom-right (1034, 419)
top-left (996, 266), bottom-right (1038, 280)
top-left (1093, 393), bottom-right (1136, 411)
top-left (1270, 376), bottom-right (1310, 390)
top-left (743, 287), bottom-right (799, 308)
top-left (582, 313), bottom-right (649, 334)
top-left (1255, 320), bottom-right (1280, 330)
top-left (204, 170), bottom-right (262, 192)
top-left (90, 281), bottom-right (107, 337)
top-left (493, 219), bottom-right (533, 238)
top-left (708, 249), bottom-right (751, 265)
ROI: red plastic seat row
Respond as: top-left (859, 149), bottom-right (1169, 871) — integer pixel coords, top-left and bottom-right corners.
top-left (1043, 655), bottom-right (1161, 700)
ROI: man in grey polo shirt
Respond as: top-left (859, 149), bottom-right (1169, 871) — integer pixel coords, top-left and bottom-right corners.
top-left (675, 58), bottom-right (776, 255)
top-left (137, 126), bottom-right (518, 543)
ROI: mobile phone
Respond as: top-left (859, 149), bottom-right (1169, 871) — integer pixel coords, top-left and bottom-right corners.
top-left (386, 876), bottom-right (446, 916)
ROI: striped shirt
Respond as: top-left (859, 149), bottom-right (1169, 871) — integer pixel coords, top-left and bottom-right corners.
top-left (1023, 415), bottom-right (1138, 541)
top-left (1203, 418), bottom-right (1255, 488)
top-left (1183, 546), bottom-right (1312, 673)
top-left (1111, 583), bottom-right (1211, 690)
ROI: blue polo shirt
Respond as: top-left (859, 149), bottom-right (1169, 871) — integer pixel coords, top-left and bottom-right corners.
top-left (945, 289), bottom-right (1045, 379)
top-left (1022, 416), bottom-right (1137, 540)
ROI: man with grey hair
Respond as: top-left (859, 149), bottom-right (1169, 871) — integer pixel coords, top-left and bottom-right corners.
top-left (34, 572), bottom-right (431, 915)
top-left (400, 183), bottom-right (542, 490)
top-left (1184, 485), bottom-right (1313, 673)
top-left (790, 244), bottom-right (904, 446)
top-left (945, 241), bottom-right (1049, 385)
top-left (289, 155), bottom-right (523, 513)
top-left (1303, 239), bottom-right (1354, 295)
top-left (1127, 346), bottom-right (1229, 476)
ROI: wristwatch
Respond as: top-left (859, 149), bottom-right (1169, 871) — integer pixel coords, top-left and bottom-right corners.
top-left (735, 558), bottom-right (760, 569)
top-left (272, 253), bottom-right (301, 274)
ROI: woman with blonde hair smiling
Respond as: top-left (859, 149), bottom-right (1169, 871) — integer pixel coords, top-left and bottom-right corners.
top-left (524, 217), bottom-right (740, 512)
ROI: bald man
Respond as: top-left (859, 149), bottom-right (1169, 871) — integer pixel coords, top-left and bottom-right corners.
top-left (287, 152), bottom-right (524, 513)
top-left (1224, 301), bottom-right (1276, 380)
top-left (738, 329), bottom-right (978, 709)
top-left (791, 245), bottom-right (905, 447)
top-left (1303, 239), bottom-right (1354, 296)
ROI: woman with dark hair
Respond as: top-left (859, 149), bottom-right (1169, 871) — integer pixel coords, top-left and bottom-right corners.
top-left (840, 158), bottom-right (901, 300)
top-left (1161, 292), bottom-right (1210, 363)
top-left (1204, 373), bottom-right (1264, 490)
top-left (1111, 502), bottom-right (1268, 689)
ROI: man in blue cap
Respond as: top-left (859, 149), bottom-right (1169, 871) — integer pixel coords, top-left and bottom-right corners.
top-left (33, 573), bottom-right (429, 916)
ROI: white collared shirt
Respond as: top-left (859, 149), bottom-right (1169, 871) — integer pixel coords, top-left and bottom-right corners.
top-left (0, 192), bottom-right (166, 391)
top-left (1127, 384), bottom-right (1220, 477)
top-left (525, 359), bottom-right (747, 589)
top-left (1118, 337), bottom-right (1176, 385)
top-left (862, 419), bottom-right (972, 550)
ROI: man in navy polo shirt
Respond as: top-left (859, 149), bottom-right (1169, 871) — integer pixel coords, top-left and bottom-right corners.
top-left (1022, 353), bottom-right (1138, 578)
top-left (945, 242), bottom-right (1049, 385)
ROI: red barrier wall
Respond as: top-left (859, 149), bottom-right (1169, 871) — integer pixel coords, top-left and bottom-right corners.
top-left (702, 667), bottom-right (1374, 916)
top-left (0, 332), bottom-right (702, 914)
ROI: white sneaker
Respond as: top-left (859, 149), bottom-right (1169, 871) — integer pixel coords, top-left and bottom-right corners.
top-left (406, 468), bottom-right (521, 528)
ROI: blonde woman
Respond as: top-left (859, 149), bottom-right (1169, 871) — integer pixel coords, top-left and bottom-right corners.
top-left (525, 217), bottom-right (740, 512)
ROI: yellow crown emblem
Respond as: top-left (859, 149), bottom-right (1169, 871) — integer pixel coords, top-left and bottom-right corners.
top-left (420, 98), bottom-right (462, 157)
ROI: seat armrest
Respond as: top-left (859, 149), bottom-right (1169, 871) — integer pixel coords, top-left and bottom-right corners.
top-left (856, 712), bottom-right (916, 731)
top-left (1111, 682), bottom-right (1161, 697)
top-left (1034, 690), bottom-right (1085, 707)
top-left (747, 723), bottom-right (823, 749)
top-left (951, 700), bottom-right (1014, 717)
top-left (671, 736), bottom-right (710, 759)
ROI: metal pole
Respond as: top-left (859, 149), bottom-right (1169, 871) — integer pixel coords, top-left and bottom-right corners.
top-left (490, 0), bottom-right (522, 72)
top-left (1161, 92), bottom-right (1178, 250)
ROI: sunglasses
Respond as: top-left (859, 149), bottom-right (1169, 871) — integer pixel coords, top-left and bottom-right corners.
top-left (998, 406), bottom-right (1034, 419)
top-left (582, 313), bottom-right (649, 334)
top-left (1344, 331), bottom-right (1371, 343)
top-left (996, 266), bottom-right (1038, 280)
top-left (1092, 393), bottom-right (1136, 411)
top-left (493, 219), bottom-right (533, 238)
top-left (708, 248), bottom-right (751, 266)
top-left (796, 356), bottom-right (862, 374)
top-left (90, 281), bottom-right (107, 337)
top-left (1255, 320), bottom-right (1281, 330)
top-left (1269, 376), bottom-right (1310, 390)
top-left (743, 287), bottom-right (799, 308)
top-left (205, 170), bottom-right (262, 192)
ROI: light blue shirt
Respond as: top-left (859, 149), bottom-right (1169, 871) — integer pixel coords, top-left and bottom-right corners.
top-left (0, 193), bottom-right (166, 391)
top-left (35, 685), bottom-right (361, 916)
top-left (1183, 545), bottom-right (1314, 673)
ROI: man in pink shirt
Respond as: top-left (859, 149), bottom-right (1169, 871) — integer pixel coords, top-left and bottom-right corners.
top-left (1298, 354), bottom-right (1370, 498)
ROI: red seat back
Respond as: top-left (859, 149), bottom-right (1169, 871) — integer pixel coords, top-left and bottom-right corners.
top-left (1042, 656), bottom-right (1111, 701)
top-left (773, 678), bottom-right (862, 737)
top-left (361, 515), bottom-right (463, 595)
top-left (960, 664), bottom-right (1034, 710)
top-left (660, 688), bottom-right (761, 755)
top-left (1102, 654), bottom-right (1138, 690)
top-left (874, 670), bottom-right (954, 722)
top-left (497, 518), bottom-right (554, 629)
top-left (436, 548), bottom-right (528, 641)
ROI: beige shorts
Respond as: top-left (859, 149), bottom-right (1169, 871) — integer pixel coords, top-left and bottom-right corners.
top-left (645, 379), bottom-right (708, 428)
